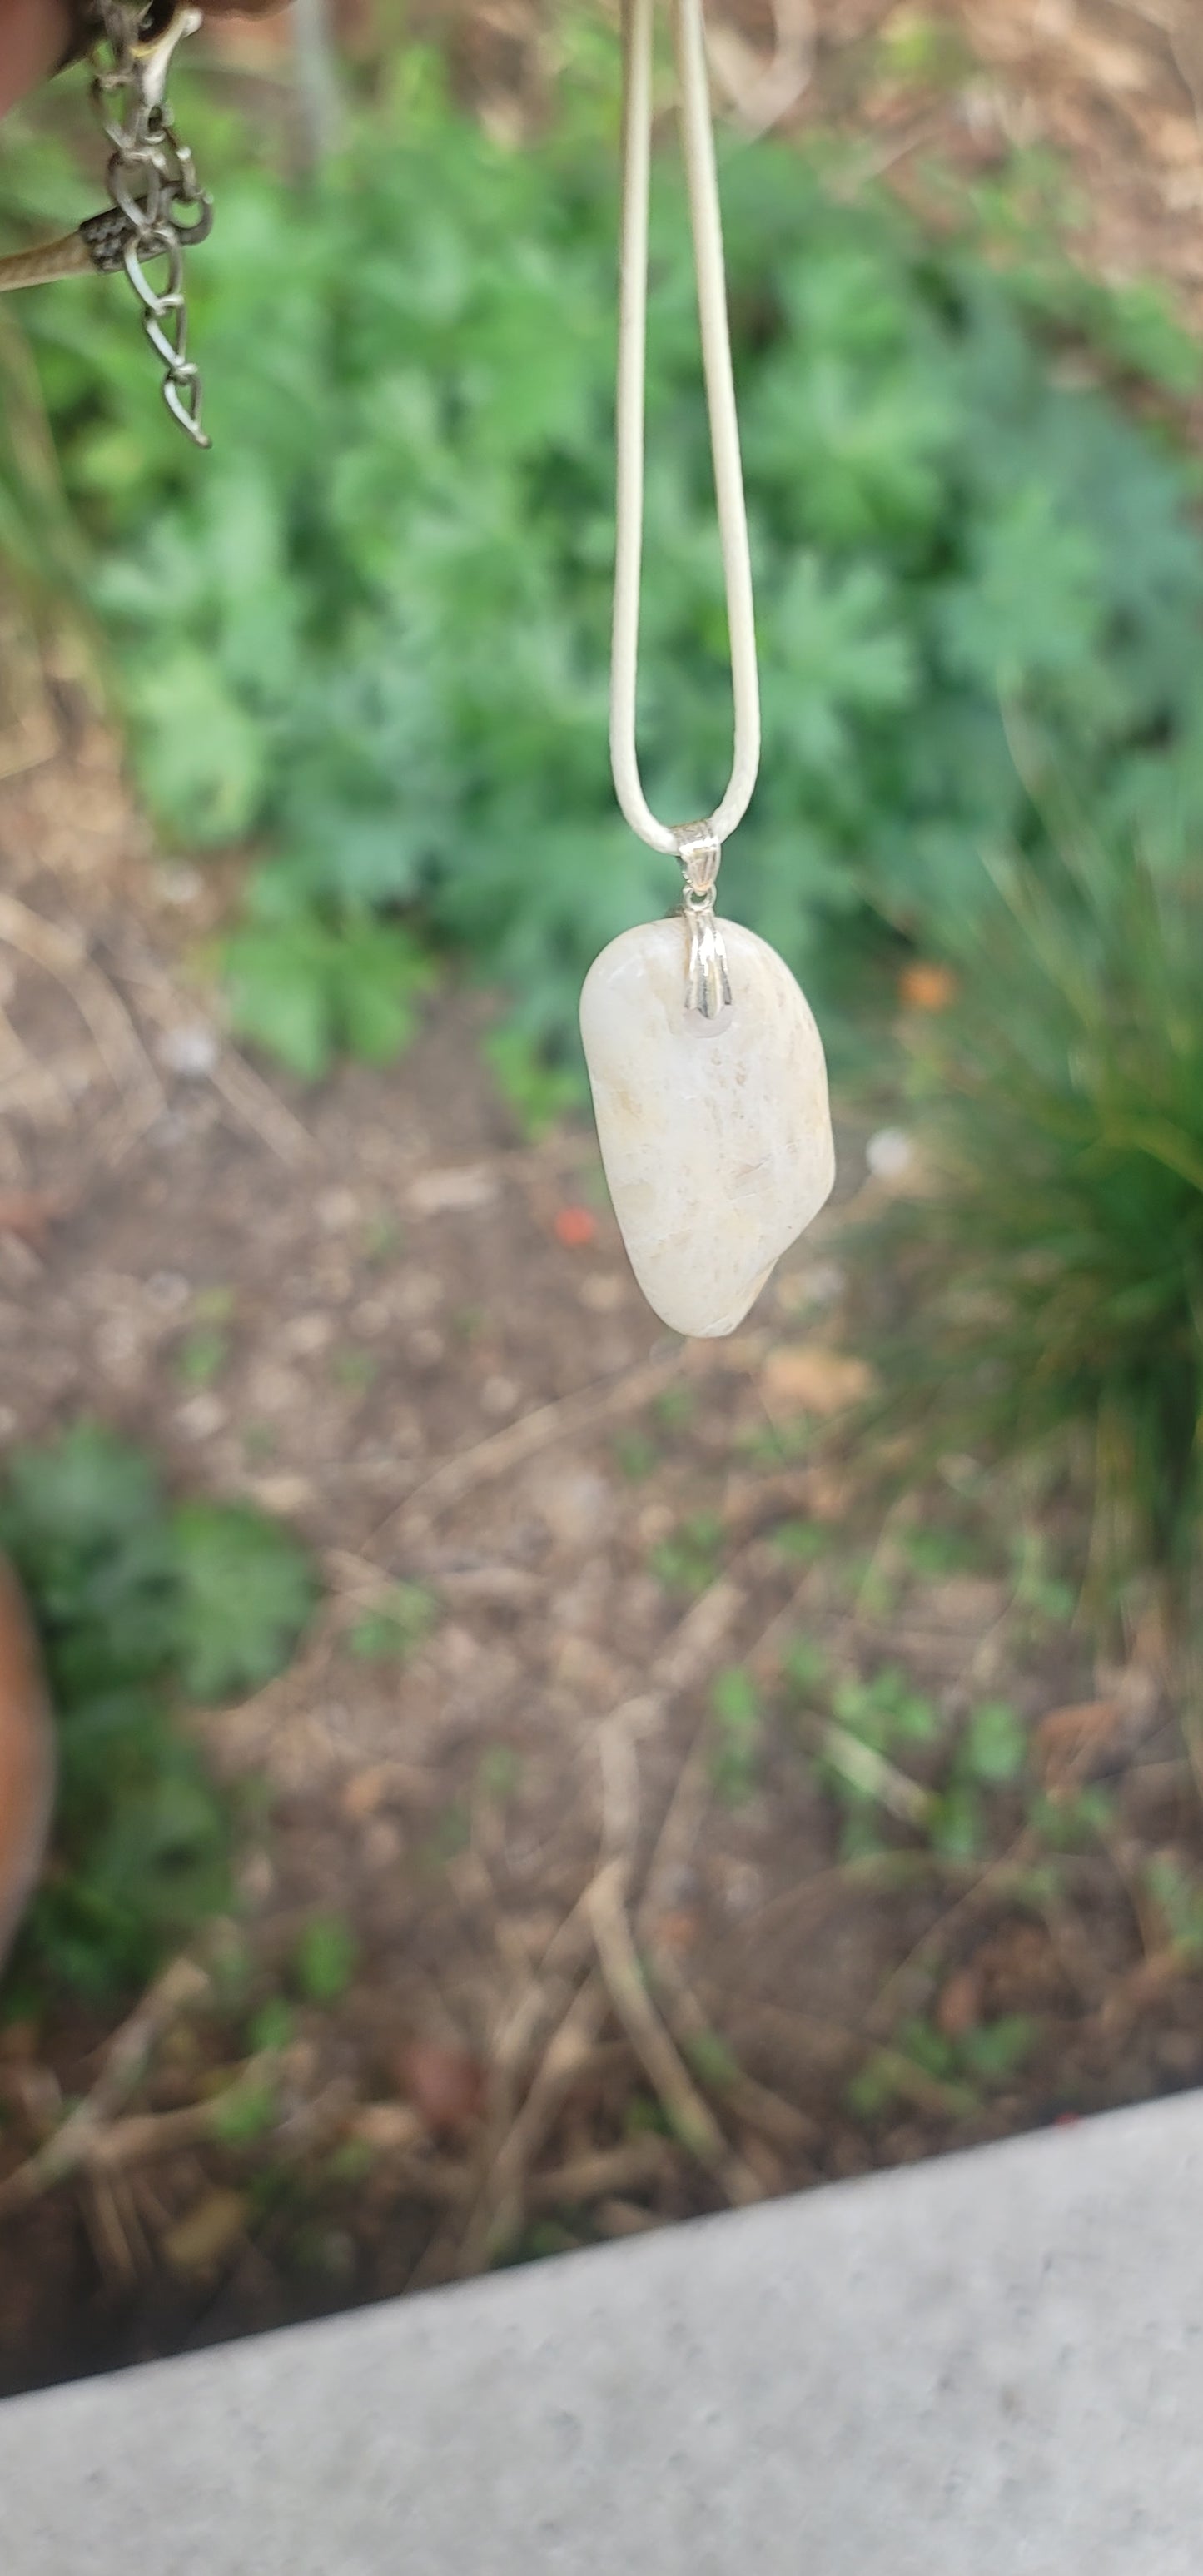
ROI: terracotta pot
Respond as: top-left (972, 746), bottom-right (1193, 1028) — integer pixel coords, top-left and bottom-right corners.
top-left (0, 1556), bottom-right (55, 1975)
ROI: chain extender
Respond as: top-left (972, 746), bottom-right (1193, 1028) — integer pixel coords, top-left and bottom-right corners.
top-left (89, 2), bottom-right (214, 447)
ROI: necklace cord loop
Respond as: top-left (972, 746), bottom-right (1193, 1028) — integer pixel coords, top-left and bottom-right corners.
top-left (609, 0), bottom-right (761, 868)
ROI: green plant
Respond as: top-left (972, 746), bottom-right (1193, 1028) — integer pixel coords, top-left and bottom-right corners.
top-left (292, 1912), bottom-right (359, 2005)
top-left (0, 1425), bottom-right (315, 2003)
top-left (848, 2009), bottom-right (1038, 2120)
top-left (211, 2075), bottom-right (279, 2146)
top-left (177, 1326), bottom-right (230, 1389)
top-left (684, 2028), bottom-right (741, 2091)
top-left (927, 1701), bottom-right (1028, 1861)
top-left (870, 843), bottom-right (1203, 1591)
top-left (815, 1666), bottom-right (942, 1858)
top-left (174, 1499), bottom-right (315, 1703)
top-left (331, 1347), bottom-right (378, 1395)
top-left (790, 1650), bottom-right (1029, 1863)
top-left (10, 63), bottom-right (1203, 1071)
top-left (477, 1745), bottom-right (523, 1803)
top-left (1143, 1854), bottom-right (1203, 1962)
top-left (613, 1429), bottom-right (658, 1482)
top-left (649, 1512), bottom-right (723, 1597)
top-left (708, 1666), bottom-right (763, 1806)
top-left (771, 1519), bottom-right (833, 1567)
top-left (348, 1580), bottom-right (439, 1663)
top-left (246, 1997), bottom-right (296, 2054)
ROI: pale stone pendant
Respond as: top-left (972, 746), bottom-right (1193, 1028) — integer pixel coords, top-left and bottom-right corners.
top-left (579, 916), bottom-right (836, 1340)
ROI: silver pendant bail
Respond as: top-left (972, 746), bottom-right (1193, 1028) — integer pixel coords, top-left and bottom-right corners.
top-left (674, 823), bottom-right (732, 1018)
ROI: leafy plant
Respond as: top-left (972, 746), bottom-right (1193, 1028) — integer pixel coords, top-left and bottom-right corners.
top-left (848, 2008), bottom-right (1038, 2121)
top-left (813, 1666), bottom-right (942, 1858)
top-left (927, 1701), bottom-right (1028, 1861)
top-left (1143, 1853), bottom-right (1203, 1963)
top-left (649, 1512), bottom-right (723, 1597)
top-left (789, 1649), bottom-right (1030, 1863)
top-left (174, 1499), bottom-right (315, 1703)
top-left (348, 1580), bottom-right (439, 1663)
top-left (708, 1666), bottom-right (763, 1806)
top-left (292, 1912), bottom-right (358, 2005)
top-left (870, 842), bottom-right (1203, 1592)
top-left (8, 63), bottom-right (1203, 1069)
top-left (0, 1424), bottom-right (315, 2003)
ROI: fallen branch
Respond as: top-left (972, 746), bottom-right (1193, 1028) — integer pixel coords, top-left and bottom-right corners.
top-left (0, 1956), bottom-right (211, 2214)
top-left (587, 1861), bottom-right (760, 2203)
top-left (0, 891), bottom-right (162, 1110)
top-left (528, 2136), bottom-right (672, 2210)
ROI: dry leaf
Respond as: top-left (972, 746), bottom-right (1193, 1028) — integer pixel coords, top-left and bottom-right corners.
top-left (760, 1345), bottom-right (874, 1419)
top-left (649, 1909), bottom-right (702, 1956)
top-left (1036, 1699), bottom-right (1121, 1786)
top-left (399, 2038), bottom-right (486, 2135)
top-left (0, 1192), bottom-right (59, 1251)
top-left (162, 2187), bottom-right (247, 2275)
top-left (935, 1966), bottom-right (982, 2041)
top-left (351, 2101), bottom-right (425, 2151)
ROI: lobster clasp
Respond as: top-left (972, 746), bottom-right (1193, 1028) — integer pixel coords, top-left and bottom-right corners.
top-left (131, 4), bottom-right (202, 111)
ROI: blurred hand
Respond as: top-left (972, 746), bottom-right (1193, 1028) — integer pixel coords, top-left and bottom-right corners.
top-left (1, 1), bottom-right (291, 119)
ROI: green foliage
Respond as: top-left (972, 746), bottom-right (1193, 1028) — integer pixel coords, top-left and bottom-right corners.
top-left (247, 1997), bottom-right (296, 2054)
top-left (292, 1912), bottom-right (359, 2005)
top-left (477, 1744), bottom-right (523, 1804)
top-left (927, 1701), bottom-right (1027, 1861)
top-left (848, 2009), bottom-right (1038, 2121)
top-left (649, 1512), bottom-right (723, 1597)
top-left (789, 1650), bottom-right (1030, 1863)
top-left (173, 1499), bottom-right (315, 1703)
top-left (485, 1027), bottom-right (583, 1137)
top-left (871, 843), bottom-right (1203, 1585)
top-left (772, 1520), bottom-right (833, 1568)
top-left (224, 908), bottom-right (431, 1084)
top-left (684, 2028), bottom-right (741, 2091)
top-left (0, 1425), bottom-right (315, 2003)
top-left (9, 67), bottom-right (1203, 1068)
top-left (708, 1666), bottom-right (763, 1806)
top-left (832, 1668), bottom-right (942, 1752)
top-left (211, 2076), bottom-right (279, 2146)
top-left (613, 1429), bottom-right (659, 1483)
top-left (1143, 1854), bottom-right (1203, 1962)
top-left (348, 1580), bottom-right (439, 1663)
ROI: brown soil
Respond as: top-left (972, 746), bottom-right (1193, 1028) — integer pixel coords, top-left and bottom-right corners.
top-left (3, 0), bottom-right (1203, 2398)
top-left (1, 727), bottom-right (1201, 2397)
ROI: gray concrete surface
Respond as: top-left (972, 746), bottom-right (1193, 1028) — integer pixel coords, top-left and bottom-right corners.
top-left (2, 2091), bottom-right (1203, 2575)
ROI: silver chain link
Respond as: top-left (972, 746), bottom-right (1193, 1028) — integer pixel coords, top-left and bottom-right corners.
top-left (88, 3), bottom-right (214, 448)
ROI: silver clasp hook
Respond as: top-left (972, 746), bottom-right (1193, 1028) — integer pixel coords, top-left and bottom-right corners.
top-left (131, 4), bottom-right (202, 111)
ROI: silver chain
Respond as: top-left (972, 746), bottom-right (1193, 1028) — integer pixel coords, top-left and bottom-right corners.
top-left (88, 3), bottom-right (214, 448)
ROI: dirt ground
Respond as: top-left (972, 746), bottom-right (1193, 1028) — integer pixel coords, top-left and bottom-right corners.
top-left (1, 724), bottom-right (1201, 2394)
top-left (2, 0), bottom-right (1203, 2398)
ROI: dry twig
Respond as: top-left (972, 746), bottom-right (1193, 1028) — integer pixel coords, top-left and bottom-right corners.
top-left (587, 1860), bottom-right (761, 2203)
top-left (369, 1349), bottom-right (685, 1549)
top-left (0, 1957), bottom-right (209, 2215)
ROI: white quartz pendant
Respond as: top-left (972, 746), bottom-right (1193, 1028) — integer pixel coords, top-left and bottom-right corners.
top-left (579, 916), bottom-right (835, 1339)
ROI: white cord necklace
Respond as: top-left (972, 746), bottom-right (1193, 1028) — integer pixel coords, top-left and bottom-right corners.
top-left (580, 0), bottom-right (836, 1340)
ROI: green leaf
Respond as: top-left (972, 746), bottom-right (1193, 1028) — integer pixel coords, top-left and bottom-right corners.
top-left (293, 1913), bottom-right (359, 2005)
top-left (348, 1581), bottom-right (438, 1663)
top-left (962, 1701), bottom-right (1028, 1786)
top-left (958, 2015), bottom-right (1038, 2083)
top-left (172, 1499), bottom-right (316, 1704)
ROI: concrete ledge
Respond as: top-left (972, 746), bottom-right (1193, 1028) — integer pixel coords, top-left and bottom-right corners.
top-left (3, 2092), bottom-right (1203, 2574)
